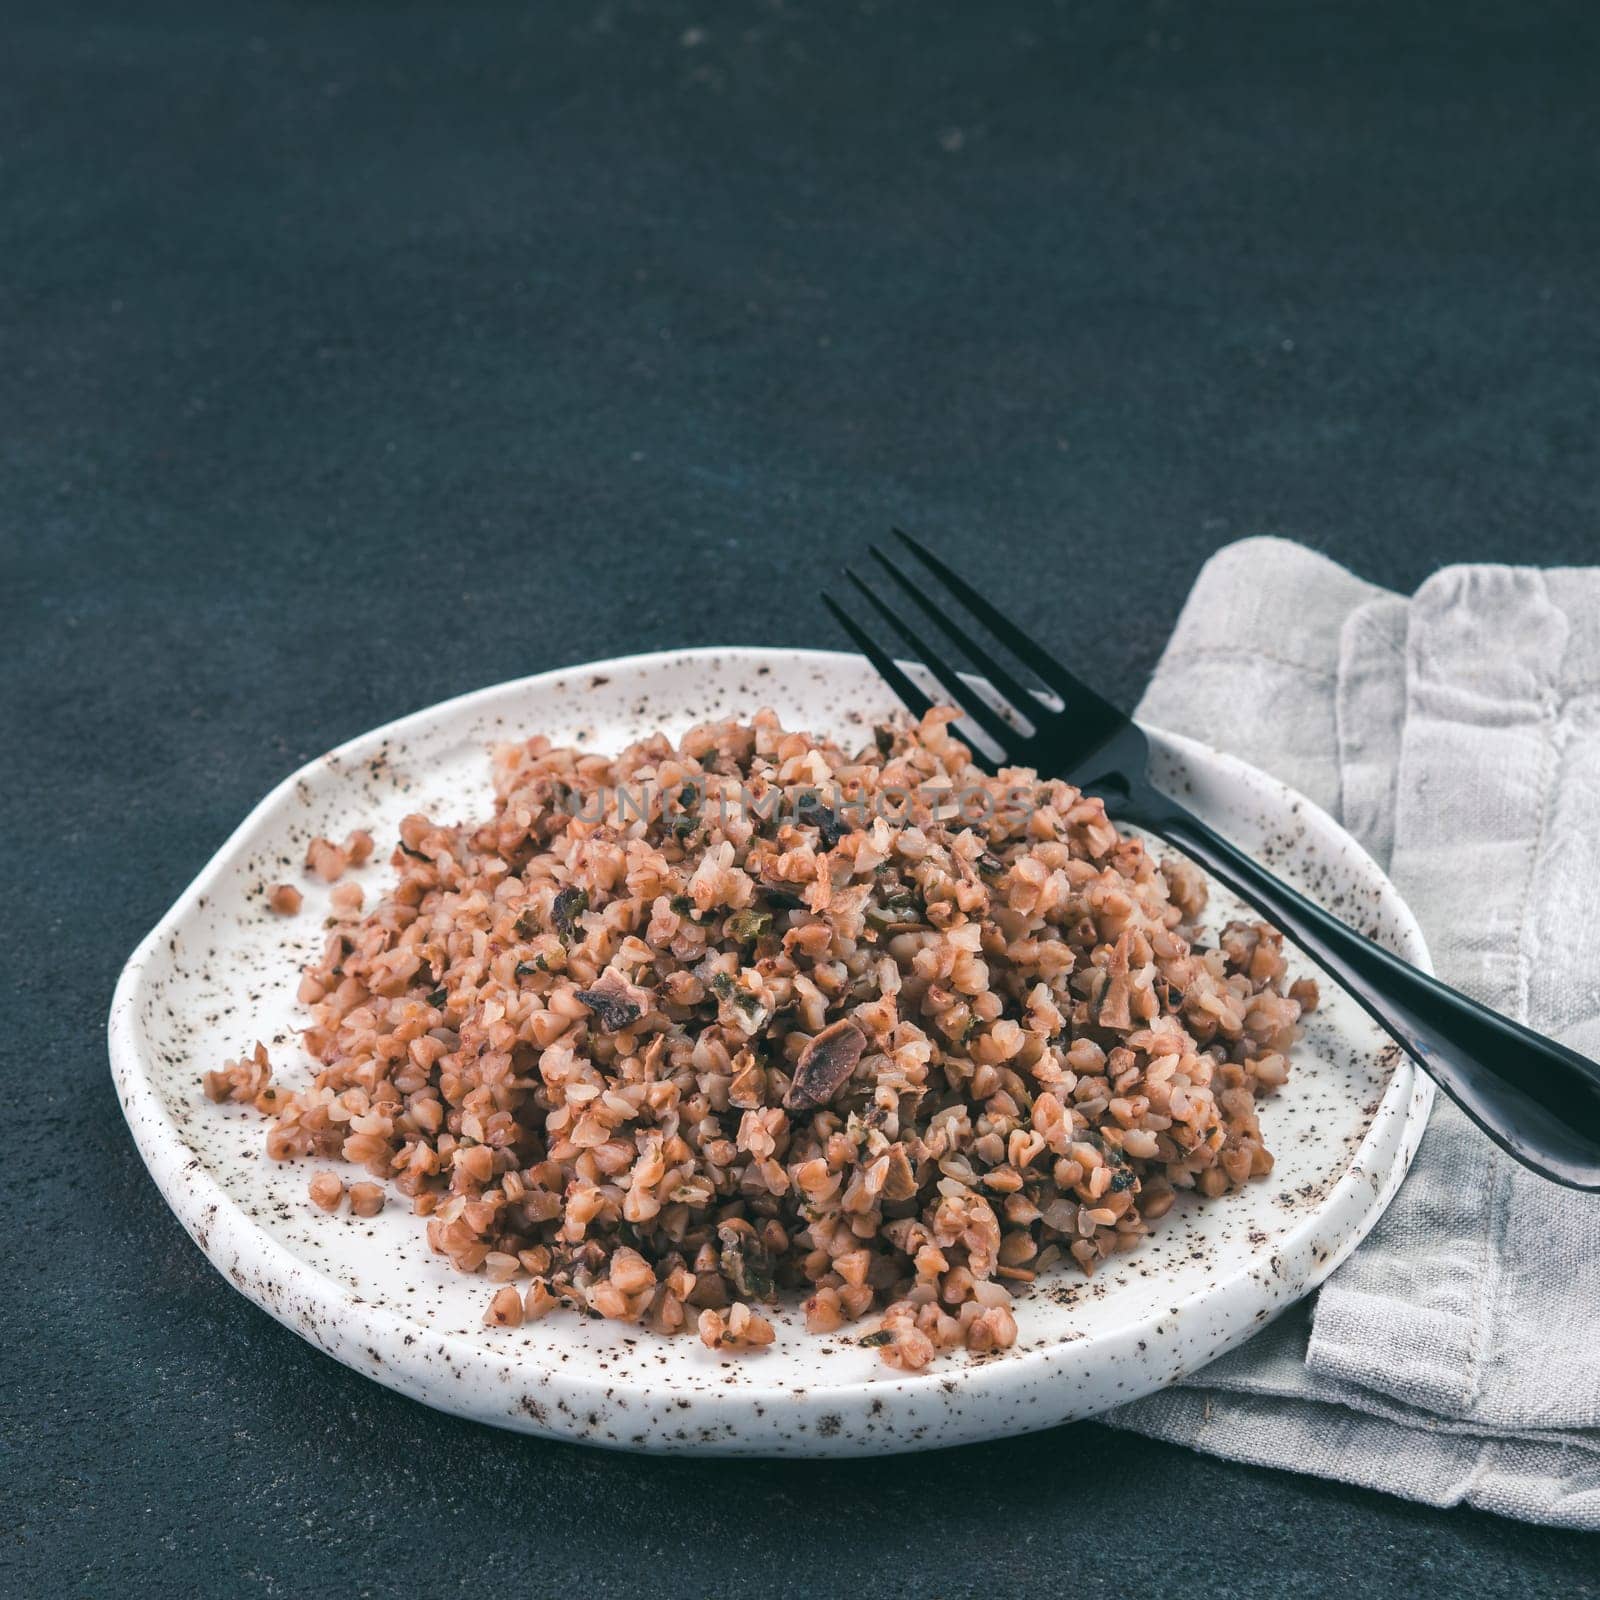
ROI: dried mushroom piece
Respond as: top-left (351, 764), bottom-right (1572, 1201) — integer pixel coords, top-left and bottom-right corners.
top-left (783, 1016), bottom-right (869, 1111)
top-left (576, 969), bottom-right (651, 1032)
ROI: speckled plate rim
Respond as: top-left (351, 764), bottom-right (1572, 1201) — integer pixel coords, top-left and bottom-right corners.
top-left (109, 646), bottom-right (1435, 1456)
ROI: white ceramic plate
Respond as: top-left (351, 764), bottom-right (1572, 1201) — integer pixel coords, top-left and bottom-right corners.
top-left (110, 647), bottom-right (1433, 1456)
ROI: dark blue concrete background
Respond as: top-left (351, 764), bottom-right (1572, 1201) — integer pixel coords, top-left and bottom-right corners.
top-left (6, 1), bottom-right (1599, 1594)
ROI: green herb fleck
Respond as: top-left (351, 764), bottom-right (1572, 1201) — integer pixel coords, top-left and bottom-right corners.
top-left (867, 889), bottom-right (922, 930)
top-left (551, 886), bottom-right (589, 943)
top-left (725, 909), bottom-right (772, 945)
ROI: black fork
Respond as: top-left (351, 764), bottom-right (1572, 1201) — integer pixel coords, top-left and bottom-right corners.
top-left (825, 529), bottom-right (1600, 1191)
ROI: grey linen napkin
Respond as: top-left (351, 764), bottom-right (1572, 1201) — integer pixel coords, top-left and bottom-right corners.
top-left (1101, 538), bottom-right (1600, 1530)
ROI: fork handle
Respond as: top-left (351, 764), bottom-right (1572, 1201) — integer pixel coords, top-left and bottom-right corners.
top-left (1126, 790), bottom-right (1600, 1190)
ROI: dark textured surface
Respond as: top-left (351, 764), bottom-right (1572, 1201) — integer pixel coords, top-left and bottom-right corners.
top-left (6, 0), bottom-right (1600, 1593)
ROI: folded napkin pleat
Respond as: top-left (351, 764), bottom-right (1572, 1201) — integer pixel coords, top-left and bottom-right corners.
top-left (1104, 538), bottom-right (1600, 1530)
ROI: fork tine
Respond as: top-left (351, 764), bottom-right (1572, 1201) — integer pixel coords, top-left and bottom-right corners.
top-left (891, 527), bottom-right (1122, 721)
top-left (842, 569), bottom-right (1019, 752)
top-left (867, 546), bottom-right (1040, 717)
top-left (821, 593), bottom-right (935, 723)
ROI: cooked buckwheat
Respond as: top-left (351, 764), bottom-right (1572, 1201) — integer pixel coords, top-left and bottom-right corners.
top-left (213, 708), bottom-right (1307, 1361)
